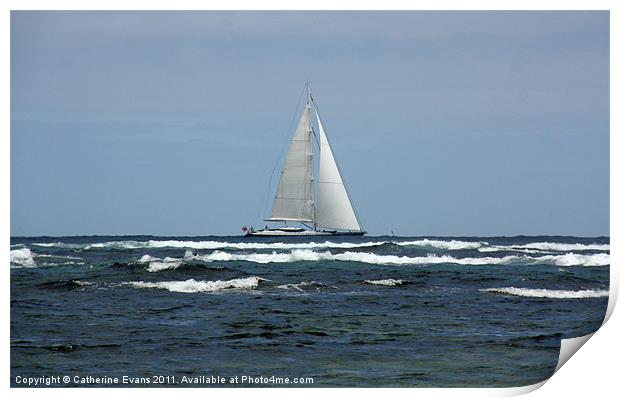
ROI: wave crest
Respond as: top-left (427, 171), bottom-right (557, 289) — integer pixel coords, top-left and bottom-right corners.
top-left (482, 287), bottom-right (609, 299)
top-left (276, 281), bottom-right (336, 292)
top-left (400, 239), bottom-right (485, 250)
top-left (522, 242), bottom-right (610, 251)
top-left (192, 249), bottom-right (518, 265)
top-left (146, 257), bottom-right (184, 272)
top-left (140, 249), bottom-right (608, 267)
top-left (535, 253), bottom-right (610, 267)
top-left (364, 279), bottom-right (404, 286)
top-left (10, 248), bottom-right (36, 267)
top-left (125, 276), bottom-right (264, 293)
top-left (29, 239), bottom-right (609, 256)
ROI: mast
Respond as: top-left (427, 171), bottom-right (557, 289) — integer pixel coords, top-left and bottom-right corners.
top-left (307, 81), bottom-right (317, 230)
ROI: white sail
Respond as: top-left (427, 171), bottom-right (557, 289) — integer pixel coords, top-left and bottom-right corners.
top-left (314, 110), bottom-right (362, 231)
top-left (268, 106), bottom-right (314, 222)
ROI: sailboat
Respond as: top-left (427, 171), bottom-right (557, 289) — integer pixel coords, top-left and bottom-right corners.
top-left (243, 82), bottom-right (366, 237)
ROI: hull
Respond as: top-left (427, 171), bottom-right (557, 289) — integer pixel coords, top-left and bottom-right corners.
top-left (244, 229), bottom-right (366, 237)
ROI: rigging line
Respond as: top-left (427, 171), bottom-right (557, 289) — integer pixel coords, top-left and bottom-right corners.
top-left (254, 84), bottom-right (307, 225)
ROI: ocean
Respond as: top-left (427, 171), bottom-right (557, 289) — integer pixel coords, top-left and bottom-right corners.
top-left (10, 235), bottom-right (609, 387)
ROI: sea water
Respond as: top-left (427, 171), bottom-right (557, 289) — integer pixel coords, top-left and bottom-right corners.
top-left (10, 235), bottom-right (609, 387)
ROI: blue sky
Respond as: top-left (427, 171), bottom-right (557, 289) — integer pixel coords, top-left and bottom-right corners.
top-left (10, 11), bottom-right (609, 236)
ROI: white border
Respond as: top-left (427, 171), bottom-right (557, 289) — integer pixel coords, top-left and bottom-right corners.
top-left (3, 1), bottom-right (616, 397)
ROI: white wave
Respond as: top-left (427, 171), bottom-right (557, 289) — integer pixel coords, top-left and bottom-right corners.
top-left (534, 253), bottom-right (610, 267)
top-left (40, 261), bottom-right (86, 267)
top-left (276, 283), bottom-right (305, 292)
top-left (30, 239), bottom-right (385, 251)
top-left (477, 246), bottom-right (549, 254)
top-left (31, 238), bottom-right (490, 251)
top-left (400, 239), bottom-right (486, 250)
top-left (28, 239), bottom-right (609, 255)
top-left (477, 242), bottom-right (609, 253)
top-left (276, 281), bottom-right (336, 292)
top-left (138, 254), bottom-right (161, 263)
top-left (191, 250), bottom-right (608, 267)
top-left (32, 241), bottom-right (143, 250)
top-left (138, 253), bottom-right (190, 272)
top-left (10, 248), bottom-right (36, 267)
top-left (482, 287), bottom-right (609, 299)
top-left (84, 242), bottom-right (142, 250)
top-left (125, 276), bottom-right (264, 293)
top-left (194, 249), bottom-right (519, 266)
top-left (146, 257), bottom-right (184, 272)
top-left (522, 242), bottom-right (609, 251)
top-left (364, 279), bottom-right (404, 286)
top-left (144, 239), bottom-right (384, 250)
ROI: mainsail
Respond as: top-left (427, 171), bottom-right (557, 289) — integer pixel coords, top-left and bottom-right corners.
top-left (314, 111), bottom-right (362, 231)
top-left (267, 105), bottom-right (314, 222)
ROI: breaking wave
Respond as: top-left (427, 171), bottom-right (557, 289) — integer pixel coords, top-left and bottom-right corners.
top-left (520, 242), bottom-right (609, 251)
top-left (10, 248), bottom-right (36, 267)
top-left (534, 253), bottom-right (609, 267)
top-left (141, 250), bottom-right (195, 272)
top-left (28, 239), bottom-right (609, 256)
top-left (191, 249), bottom-right (520, 265)
top-left (135, 249), bottom-right (610, 268)
top-left (276, 281), bottom-right (337, 292)
top-left (400, 239), bottom-right (486, 250)
top-left (124, 276), bottom-right (264, 293)
top-left (30, 242), bottom-right (57, 247)
top-left (364, 279), bottom-right (404, 286)
top-left (33, 240), bottom-right (382, 251)
top-left (479, 242), bottom-right (609, 253)
top-left (188, 250), bottom-right (608, 267)
top-left (145, 257), bottom-right (184, 272)
top-left (39, 261), bottom-right (86, 267)
top-left (482, 287), bottom-right (609, 299)
top-left (138, 254), bottom-right (160, 263)
top-left (144, 240), bottom-right (382, 250)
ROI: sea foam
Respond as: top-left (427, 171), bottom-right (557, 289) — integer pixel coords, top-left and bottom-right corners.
top-left (28, 239), bottom-right (610, 256)
top-left (26, 239), bottom-right (488, 251)
top-left (276, 281), bottom-right (336, 292)
top-left (482, 287), bottom-right (609, 299)
top-left (10, 248), bottom-right (36, 267)
top-left (144, 240), bottom-right (382, 250)
top-left (138, 254), bottom-right (160, 263)
top-left (125, 276), bottom-right (264, 293)
top-left (400, 239), bottom-right (486, 250)
top-left (192, 249), bottom-right (521, 266)
top-left (364, 279), bottom-right (404, 286)
top-left (521, 242), bottom-right (610, 251)
top-left (146, 258), bottom-right (184, 272)
top-left (534, 253), bottom-right (610, 267)
top-left (188, 250), bottom-right (609, 267)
